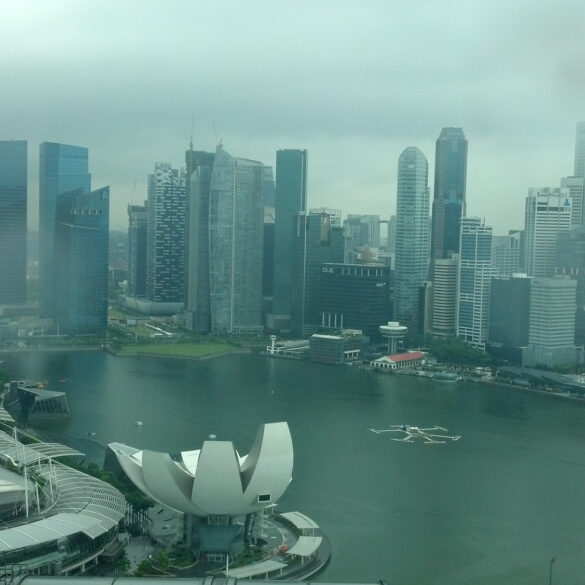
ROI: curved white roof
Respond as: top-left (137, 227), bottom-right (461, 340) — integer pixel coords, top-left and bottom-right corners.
top-left (109, 422), bottom-right (293, 517)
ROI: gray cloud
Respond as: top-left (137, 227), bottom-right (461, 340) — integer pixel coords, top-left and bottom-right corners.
top-left (2, 0), bottom-right (584, 232)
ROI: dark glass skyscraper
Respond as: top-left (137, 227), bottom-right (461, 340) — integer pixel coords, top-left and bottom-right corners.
top-left (272, 149), bottom-right (307, 321)
top-left (127, 203), bottom-right (148, 297)
top-left (431, 127), bottom-right (468, 260)
top-left (290, 211), bottom-right (345, 337)
top-left (53, 187), bottom-right (109, 334)
top-left (39, 142), bottom-right (91, 315)
top-left (0, 140), bottom-right (27, 304)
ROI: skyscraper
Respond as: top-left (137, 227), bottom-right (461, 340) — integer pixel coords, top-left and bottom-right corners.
top-left (429, 256), bottom-right (459, 337)
top-left (39, 142), bottom-right (91, 315)
top-left (185, 148), bottom-right (215, 332)
top-left (431, 127), bottom-right (468, 260)
top-left (0, 140), bottom-right (27, 305)
top-left (524, 188), bottom-right (572, 277)
top-left (53, 187), bottom-right (109, 334)
top-left (146, 162), bottom-right (186, 303)
top-left (523, 276), bottom-right (577, 368)
top-left (574, 121), bottom-right (585, 178)
top-left (208, 146), bottom-right (265, 334)
top-left (272, 149), bottom-right (307, 323)
top-left (457, 217), bottom-right (494, 350)
top-left (127, 203), bottom-right (148, 297)
top-left (393, 147), bottom-right (430, 331)
top-left (290, 211), bottom-right (345, 338)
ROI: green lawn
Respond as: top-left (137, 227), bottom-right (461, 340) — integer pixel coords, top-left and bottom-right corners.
top-left (117, 342), bottom-right (239, 358)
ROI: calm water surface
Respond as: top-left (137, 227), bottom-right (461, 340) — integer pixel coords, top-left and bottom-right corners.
top-left (4, 350), bottom-right (585, 585)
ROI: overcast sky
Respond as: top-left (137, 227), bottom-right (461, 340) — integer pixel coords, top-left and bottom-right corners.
top-left (2, 0), bottom-right (584, 234)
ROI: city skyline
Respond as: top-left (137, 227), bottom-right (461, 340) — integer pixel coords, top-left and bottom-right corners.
top-left (1, 1), bottom-right (583, 234)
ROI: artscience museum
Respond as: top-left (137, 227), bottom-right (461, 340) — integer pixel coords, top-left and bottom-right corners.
top-left (107, 422), bottom-right (294, 563)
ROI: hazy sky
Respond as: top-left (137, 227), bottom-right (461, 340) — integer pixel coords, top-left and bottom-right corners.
top-left (2, 0), bottom-right (584, 233)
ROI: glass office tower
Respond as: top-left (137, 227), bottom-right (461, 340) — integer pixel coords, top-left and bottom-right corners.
top-left (208, 146), bottom-right (265, 334)
top-left (53, 187), bottom-right (110, 334)
top-left (0, 140), bottom-right (27, 304)
top-left (272, 149), bottom-right (307, 321)
top-left (39, 142), bottom-right (91, 316)
top-left (431, 127), bottom-right (468, 260)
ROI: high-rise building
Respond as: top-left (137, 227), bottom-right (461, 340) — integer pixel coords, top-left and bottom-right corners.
top-left (393, 147), bottom-right (430, 332)
top-left (318, 263), bottom-right (390, 340)
top-left (343, 215), bottom-right (381, 253)
top-left (457, 217), bottom-right (494, 350)
top-left (272, 149), bottom-right (307, 322)
top-left (523, 276), bottom-right (577, 368)
top-left (430, 127), bottom-right (468, 261)
top-left (574, 120), bottom-right (585, 178)
top-left (290, 211), bottom-right (345, 337)
top-left (184, 149), bottom-right (215, 332)
top-left (560, 176), bottom-right (584, 226)
top-left (491, 232), bottom-right (521, 276)
top-left (39, 142), bottom-right (91, 315)
top-left (146, 162), bottom-right (186, 304)
top-left (524, 188), bottom-right (572, 277)
top-left (0, 140), bottom-right (27, 305)
top-left (208, 146), bottom-right (265, 334)
top-left (488, 274), bottom-right (531, 362)
top-left (53, 187), bottom-right (109, 334)
top-left (555, 225), bottom-right (585, 347)
top-left (428, 256), bottom-right (459, 337)
top-left (127, 203), bottom-right (148, 297)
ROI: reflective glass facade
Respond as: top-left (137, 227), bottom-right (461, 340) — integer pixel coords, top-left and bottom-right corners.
top-left (393, 147), bottom-right (430, 332)
top-left (53, 187), bottom-right (109, 333)
top-left (209, 146), bottom-right (265, 334)
top-left (0, 140), bottom-right (27, 304)
top-left (273, 149), bottom-right (307, 317)
top-left (431, 127), bottom-right (468, 260)
top-left (39, 142), bottom-right (91, 315)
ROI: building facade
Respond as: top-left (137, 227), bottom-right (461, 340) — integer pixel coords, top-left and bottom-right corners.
top-left (524, 188), bottom-right (572, 277)
top-left (290, 211), bottom-right (345, 338)
top-left (457, 217), bottom-right (494, 350)
top-left (53, 187), bottom-right (110, 334)
top-left (272, 149), bottom-right (307, 323)
top-left (523, 276), bottom-right (577, 368)
top-left (393, 147), bottom-right (430, 332)
top-left (39, 142), bottom-right (91, 316)
top-left (491, 232), bottom-right (521, 276)
top-left (0, 140), bottom-right (27, 305)
top-left (318, 263), bottom-right (390, 340)
top-left (430, 127), bottom-right (468, 261)
top-left (428, 256), bottom-right (459, 337)
top-left (560, 176), bottom-right (585, 226)
top-left (127, 203), bottom-right (148, 297)
top-left (209, 146), bottom-right (265, 334)
top-left (146, 162), bottom-right (187, 304)
top-left (184, 149), bottom-right (215, 332)
top-left (488, 274), bottom-right (531, 362)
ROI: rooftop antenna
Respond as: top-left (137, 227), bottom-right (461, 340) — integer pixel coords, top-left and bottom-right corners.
top-left (189, 115), bottom-right (194, 152)
top-left (212, 121), bottom-right (223, 147)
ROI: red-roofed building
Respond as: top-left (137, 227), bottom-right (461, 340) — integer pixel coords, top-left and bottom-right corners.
top-left (370, 351), bottom-right (426, 370)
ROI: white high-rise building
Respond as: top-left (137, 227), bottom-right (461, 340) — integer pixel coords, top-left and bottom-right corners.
top-left (430, 256), bottom-right (459, 337)
top-left (393, 147), bottom-right (430, 332)
top-left (457, 217), bottom-right (495, 350)
top-left (524, 188), bottom-right (572, 277)
top-left (574, 121), bottom-right (585, 178)
top-left (523, 276), bottom-right (577, 368)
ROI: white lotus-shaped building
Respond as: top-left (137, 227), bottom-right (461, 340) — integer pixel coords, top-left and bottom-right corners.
top-left (108, 422), bottom-right (293, 517)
